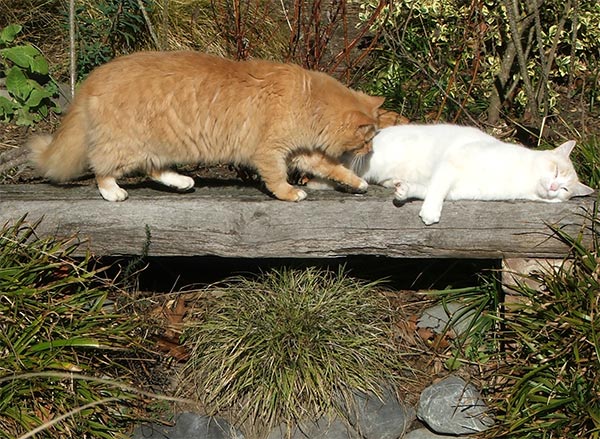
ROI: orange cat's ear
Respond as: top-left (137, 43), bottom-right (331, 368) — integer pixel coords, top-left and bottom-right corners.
top-left (356, 92), bottom-right (385, 110)
top-left (346, 110), bottom-right (377, 128)
top-left (368, 95), bottom-right (385, 109)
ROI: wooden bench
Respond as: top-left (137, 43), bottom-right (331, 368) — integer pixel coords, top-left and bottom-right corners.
top-left (0, 183), bottom-right (594, 261)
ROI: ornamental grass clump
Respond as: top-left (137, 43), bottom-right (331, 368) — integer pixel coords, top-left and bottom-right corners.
top-left (0, 218), bottom-right (151, 438)
top-left (179, 267), bottom-right (411, 434)
top-left (489, 204), bottom-right (600, 438)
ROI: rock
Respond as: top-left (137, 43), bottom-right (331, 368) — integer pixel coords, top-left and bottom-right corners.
top-left (349, 389), bottom-right (415, 439)
top-left (268, 389), bottom-right (415, 439)
top-left (132, 412), bottom-right (243, 439)
top-left (404, 427), bottom-right (473, 438)
top-left (267, 416), bottom-right (353, 439)
top-left (417, 302), bottom-right (475, 336)
top-left (417, 375), bottom-right (493, 435)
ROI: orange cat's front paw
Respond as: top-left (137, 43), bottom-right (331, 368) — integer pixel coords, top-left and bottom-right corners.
top-left (341, 178), bottom-right (368, 194)
top-left (273, 187), bottom-right (307, 202)
top-left (356, 179), bottom-right (368, 192)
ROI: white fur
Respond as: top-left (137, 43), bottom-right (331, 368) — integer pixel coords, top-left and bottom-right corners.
top-left (348, 124), bottom-right (594, 225)
top-left (151, 170), bottom-right (195, 190)
top-left (97, 176), bottom-right (129, 201)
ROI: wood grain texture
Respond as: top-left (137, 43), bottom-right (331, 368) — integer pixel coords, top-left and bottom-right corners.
top-left (0, 183), bottom-right (595, 258)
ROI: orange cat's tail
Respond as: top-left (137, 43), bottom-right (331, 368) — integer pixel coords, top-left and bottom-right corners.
top-left (28, 106), bottom-right (88, 182)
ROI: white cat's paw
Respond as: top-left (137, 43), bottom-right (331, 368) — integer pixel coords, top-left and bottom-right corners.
top-left (99, 186), bottom-right (129, 202)
top-left (394, 183), bottom-right (409, 201)
top-left (419, 207), bottom-right (441, 225)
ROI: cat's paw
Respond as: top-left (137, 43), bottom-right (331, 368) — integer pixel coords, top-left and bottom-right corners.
top-left (394, 183), bottom-right (409, 201)
top-left (337, 179), bottom-right (368, 194)
top-left (356, 179), bottom-right (369, 193)
top-left (276, 187), bottom-right (307, 202)
top-left (99, 186), bottom-right (129, 202)
top-left (153, 171), bottom-right (195, 191)
top-left (419, 207), bottom-right (441, 226)
top-left (170, 175), bottom-right (195, 191)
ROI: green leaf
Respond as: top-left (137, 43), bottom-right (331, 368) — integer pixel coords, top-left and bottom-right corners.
top-left (14, 107), bottom-right (34, 126)
top-left (38, 104), bottom-right (49, 117)
top-left (0, 45), bottom-right (48, 74)
top-left (25, 86), bottom-right (51, 107)
top-left (30, 337), bottom-right (101, 353)
top-left (0, 24), bottom-right (22, 45)
top-left (0, 95), bottom-right (16, 116)
top-left (5, 66), bottom-right (30, 100)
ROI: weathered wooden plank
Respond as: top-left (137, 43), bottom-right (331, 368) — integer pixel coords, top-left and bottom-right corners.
top-left (0, 183), bottom-right (595, 258)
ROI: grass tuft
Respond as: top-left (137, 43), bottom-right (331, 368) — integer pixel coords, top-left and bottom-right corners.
top-left (0, 217), bottom-right (155, 438)
top-left (574, 136), bottom-right (600, 190)
top-left (490, 202), bottom-right (600, 438)
top-left (178, 266), bottom-right (412, 435)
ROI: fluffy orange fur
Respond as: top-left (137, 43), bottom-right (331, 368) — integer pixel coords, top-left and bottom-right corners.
top-left (29, 51), bottom-right (384, 201)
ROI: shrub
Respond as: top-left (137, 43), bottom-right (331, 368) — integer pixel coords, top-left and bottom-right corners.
top-left (0, 24), bottom-right (60, 126)
top-left (0, 218), bottom-right (152, 438)
top-left (74, 0), bottom-right (154, 78)
top-left (361, 0), bottom-right (600, 129)
top-left (489, 204), bottom-right (600, 438)
top-left (178, 266), bottom-right (412, 435)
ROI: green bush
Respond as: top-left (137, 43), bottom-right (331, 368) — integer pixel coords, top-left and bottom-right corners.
top-left (361, 0), bottom-right (600, 127)
top-left (0, 24), bottom-right (60, 126)
top-left (490, 206), bottom-right (600, 438)
top-left (573, 137), bottom-right (600, 189)
top-left (0, 218), bottom-right (151, 438)
top-left (75, 0), bottom-right (154, 78)
top-left (178, 267), bottom-right (412, 436)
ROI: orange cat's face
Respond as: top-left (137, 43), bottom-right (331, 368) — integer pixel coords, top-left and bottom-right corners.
top-left (342, 111), bottom-right (380, 156)
top-left (309, 73), bottom-right (384, 158)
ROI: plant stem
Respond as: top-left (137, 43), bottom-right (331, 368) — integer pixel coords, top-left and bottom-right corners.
top-left (69, 0), bottom-right (76, 99)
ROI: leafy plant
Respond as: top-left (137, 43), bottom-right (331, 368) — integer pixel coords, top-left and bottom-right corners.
top-left (74, 0), bottom-right (154, 79)
top-left (178, 266), bottom-right (412, 436)
top-left (361, 0), bottom-right (600, 129)
top-left (0, 217), bottom-right (155, 438)
top-left (0, 23), bottom-right (60, 126)
top-left (486, 202), bottom-right (600, 438)
top-left (427, 277), bottom-right (504, 371)
top-left (573, 136), bottom-right (600, 190)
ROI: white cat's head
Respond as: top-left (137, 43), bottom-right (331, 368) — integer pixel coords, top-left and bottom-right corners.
top-left (537, 140), bottom-right (594, 201)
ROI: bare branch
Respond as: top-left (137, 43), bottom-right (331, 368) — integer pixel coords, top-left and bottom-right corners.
top-left (504, 0), bottom-right (539, 122)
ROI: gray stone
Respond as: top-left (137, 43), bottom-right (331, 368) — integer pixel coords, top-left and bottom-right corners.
top-left (417, 376), bottom-right (493, 435)
top-left (267, 389), bottom-right (415, 439)
top-left (417, 302), bottom-right (475, 336)
top-left (404, 427), bottom-right (473, 439)
top-left (349, 389), bottom-right (415, 439)
top-left (132, 412), bottom-right (243, 439)
top-left (267, 416), bottom-right (353, 439)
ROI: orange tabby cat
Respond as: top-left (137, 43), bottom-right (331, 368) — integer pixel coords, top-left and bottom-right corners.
top-left (29, 51), bottom-right (383, 201)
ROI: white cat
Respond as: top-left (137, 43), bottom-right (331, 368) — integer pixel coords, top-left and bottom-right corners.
top-left (311, 124), bottom-right (594, 225)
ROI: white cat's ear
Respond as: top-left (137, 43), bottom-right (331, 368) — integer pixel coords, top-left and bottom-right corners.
top-left (555, 140), bottom-right (577, 157)
top-left (572, 181), bottom-right (595, 197)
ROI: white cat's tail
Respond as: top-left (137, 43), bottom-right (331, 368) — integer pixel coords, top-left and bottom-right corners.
top-left (28, 106), bottom-right (88, 182)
